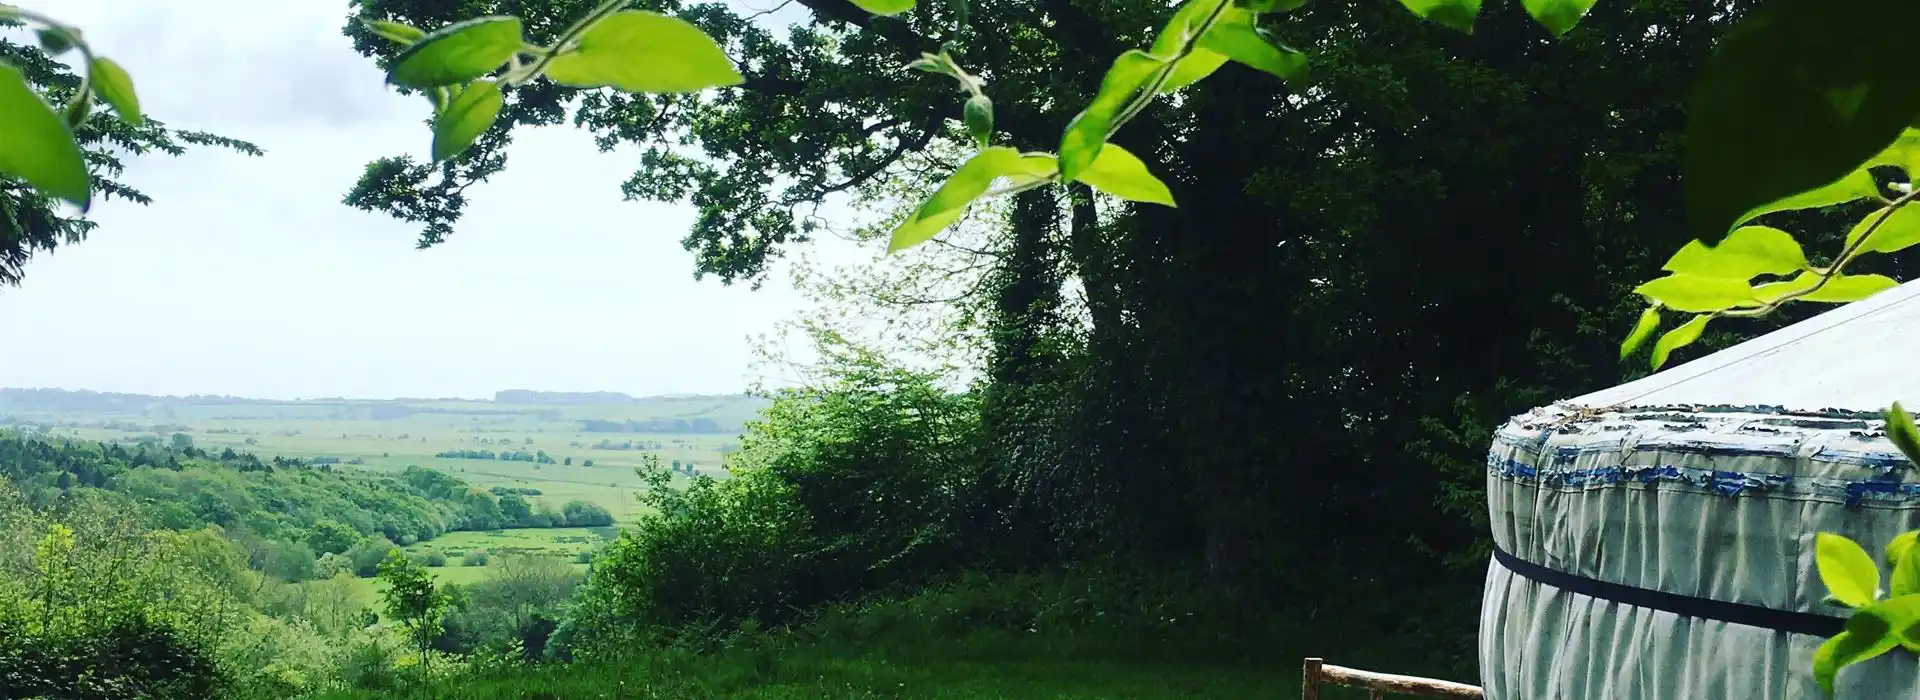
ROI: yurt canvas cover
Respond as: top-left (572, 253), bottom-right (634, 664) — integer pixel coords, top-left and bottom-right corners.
top-left (1481, 280), bottom-right (1920, 699)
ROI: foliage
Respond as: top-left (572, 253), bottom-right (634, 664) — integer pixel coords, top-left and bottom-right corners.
top-left (0, 432), bottom-right (588, 562)
top-left (377, 549), bottom-right (458, 673)
top-left (559, 350), bottom-right (981, 654)
top-left (0, 483), bottom-right (241, 698)
top-left (0, 7), bottom-right (260, 286)
top-left (436, 554), bottom-right (582, 658)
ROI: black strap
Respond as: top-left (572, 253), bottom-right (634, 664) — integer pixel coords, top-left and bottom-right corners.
top-left (1491, 543), bottom-right (1845, 638)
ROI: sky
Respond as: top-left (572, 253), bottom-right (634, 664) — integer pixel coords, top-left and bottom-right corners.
top-left (0, 0), bottom-right (860, 400)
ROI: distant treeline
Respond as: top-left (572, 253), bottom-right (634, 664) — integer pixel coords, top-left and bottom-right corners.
top-left (581, 418), bottom-right (727, 433)
top-left (435, 448), bottom-right (558, 464)
top-left (588, 439), bottom-right (665, 450)
top-left (495, 390), bottom-right (637, 404)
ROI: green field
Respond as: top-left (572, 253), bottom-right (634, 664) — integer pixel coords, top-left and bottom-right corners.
top-left (0, 390), bottom-right (769, 520)
top-left (337, 526), bottom-right (605, 601)
top-left (404, 526), bottom-right (618, 560)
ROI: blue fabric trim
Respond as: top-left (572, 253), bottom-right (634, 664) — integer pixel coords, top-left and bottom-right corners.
top-left (1488, 453), bottom-right (1920, 506)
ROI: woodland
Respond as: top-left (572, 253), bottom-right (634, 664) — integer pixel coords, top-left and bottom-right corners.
top-left (3, 0), bottom-right (1918, 696)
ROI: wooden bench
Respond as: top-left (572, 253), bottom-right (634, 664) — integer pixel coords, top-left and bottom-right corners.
top-left (1301, 658), bottom-right (1484, 699)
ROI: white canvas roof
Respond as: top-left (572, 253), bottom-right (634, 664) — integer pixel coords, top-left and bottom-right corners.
top-left (1571, 278), bottom-right (1920, 412)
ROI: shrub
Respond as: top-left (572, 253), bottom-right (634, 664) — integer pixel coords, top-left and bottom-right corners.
top-left (575, 550), bottom-right (595, 564)
top-left (417, 551), bottom-right (448, 567)
top-left (559, 361), bottom-right (981, 655)
top-left (463, 550), bottom-right (491, 567)
top-left (347, 537), bottom-right (398, 578)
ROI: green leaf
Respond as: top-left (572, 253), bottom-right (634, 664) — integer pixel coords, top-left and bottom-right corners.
top-left (364, 19), bottom-right (427, 46)
top-left (1888, 531), bottom-right (1920, 572)
top-left (387, 16), bottom-right (524, 88)
top-left (1734, 168), bottom-right (1879, 230)
top-left (64, 94), bottom-right (90, 129)
top-left (1161, 50), bottom-right (1229, 93)
top-left (1814, 616), bottom-right (1898, 696)
top-left (88, 57), bottom-right (140, 126)
top-left (1154, 4), bottom-right (1308, 91)
top-left (1844, 204), bottom-right (1920, 255)
top-left (964, 94), bottom-right (993, 149)
top-left (1868, 128), bottom-right (1920, 174)
top-left (1620, 306), bottom-right (1660, 361)
top-left (1004, 153), bottom-right (1061, 187)
top-left (850, 0), bottom-right (916, 15)
top-left (1075, 144), bottom-right (1175, 206)
top-left (1885, 405), bottom-right (1920, 470)
top-left (1819, 532), bottom-right (1882, 609)
top-left (1869, 594), bottom-right (1920, 653)
top-left (1803, 274), bottom-right (1899, 303)
top-left (1683, 0), bottom-right (1920, 242)
top-left (1892, 534), bottom-right (1920, 597)
top-left (1649, 314), bottom-right (1709, 370)
top-left (1237, 0), bottom-right (1306, 11)
top-left (432, 80), bottom-right (503, 162)
top-left (890, 147), bottom-right (1055, 252)
top-left (1395, 0), bottom-right (1481, 33)
top-left (1197, 17), bottom-right (1306, 86)
top-left (1632, 274), bottom-right (1757, 313)
top-left (1059, 50), bottom-right (1168, 183)
top-left (1521, 0), bottom-right (1597, 37)
top-left (1152, 0), bottom-right (1231, 55)
top-left (1660, 226), bottom-right (1808, 280)
top-left (1748, 271), bottom-right (1896, 305)
top-left (541, 11), bottom-right (744, 94)
top-left (35, 27), bottom-right (75, 55)
top-left (0, 64), bottom-right (90, 209)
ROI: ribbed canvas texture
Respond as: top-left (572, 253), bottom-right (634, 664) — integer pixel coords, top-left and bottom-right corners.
top-left (1481, 407), bottom-right (1920, 699)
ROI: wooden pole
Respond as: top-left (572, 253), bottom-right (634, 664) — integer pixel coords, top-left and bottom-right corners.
top-left (1301, 658), bottom-right (1484, 699)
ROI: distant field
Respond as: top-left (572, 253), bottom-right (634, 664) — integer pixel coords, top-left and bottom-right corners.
top-left (0, 389), bottom-right (770, 520)
top-left (334, 526), bottom-right (610, 602)
top-left (406, 526), bottom-right (619, 560)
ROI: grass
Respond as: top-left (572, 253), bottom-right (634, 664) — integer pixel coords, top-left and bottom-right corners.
top-left (406, 526), bottom-right (618, 560)
top-left (312, 567), bottom-right (1479, 700)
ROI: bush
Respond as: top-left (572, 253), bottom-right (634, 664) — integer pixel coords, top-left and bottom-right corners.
top-left (561, 500), bottom-right (614, 527)
top-left (558, 362), bottom-right (981, 655)
top-left (575, 550), bottom-right (595, 564)
top-left (463, 550), bottom-right (492, 567)
top-left (416, 550), bottom-right (448, 567)
top-left (0, 613), bottom-right (230, 700)
top-left (347, 537), bottom-right (398, 578)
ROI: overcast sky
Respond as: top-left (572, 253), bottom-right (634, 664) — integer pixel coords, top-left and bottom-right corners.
top-left (0, 0), bottom-right (858, 400)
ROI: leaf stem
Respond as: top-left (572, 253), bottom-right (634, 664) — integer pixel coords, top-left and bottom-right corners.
top-left (1106, 0), bottom-right (1232, 139)
top-left (1721, 188), bottom-right (1920, 317)
top-left (513, 0), bottom-right (630, 87)
top-left (6, 6), bottom-right (98, 124)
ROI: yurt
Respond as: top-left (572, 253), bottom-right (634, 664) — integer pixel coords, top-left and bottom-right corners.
top-left (1481, 280), bottom-right (1920, 699)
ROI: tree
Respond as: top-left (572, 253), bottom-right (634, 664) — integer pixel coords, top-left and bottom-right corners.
top-left (0, 15), bottom-right (261, 287)
top-left (376, 549), bottom-right (456, 673)
top-left (168, 433), bottom-right (193, 451)
top-left (561, 500), bottom-right (613, 527)
top-left (497, 492), bottom-right (534, 526)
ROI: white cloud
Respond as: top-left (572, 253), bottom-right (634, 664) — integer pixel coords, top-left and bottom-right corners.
top-left (0, 0), bottom-right (872, 399)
